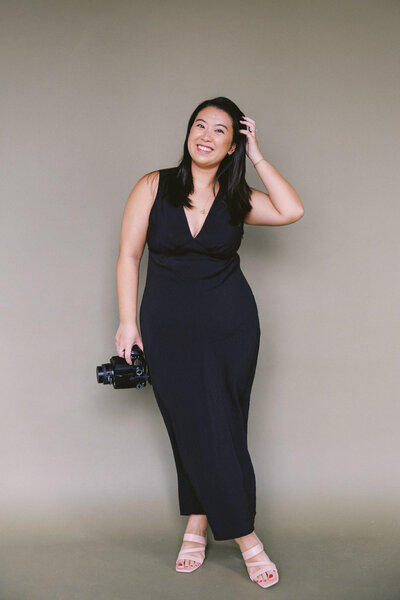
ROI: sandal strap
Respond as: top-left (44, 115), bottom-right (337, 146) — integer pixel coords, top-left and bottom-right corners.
top-left (183, 532), bottom-right (207, 544)
top-left (240, 534), bottom-right (278, 582)
top-left (176, 532), bottom-right (207, 564)
top-left (241, 541), bottom-right (263, 560)
top-left (177, 545), bottom-right (206, 556)
top-left (245, 558), bottom-right (277, 569)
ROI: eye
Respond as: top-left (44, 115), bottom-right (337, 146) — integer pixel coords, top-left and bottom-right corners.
top-left (195, 123), bottom-right (224, 133)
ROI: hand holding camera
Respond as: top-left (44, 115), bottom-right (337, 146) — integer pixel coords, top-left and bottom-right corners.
top-left (115, 322), bottom-right (143, 365)
top-left (96, 344), bottom-right (151, 390)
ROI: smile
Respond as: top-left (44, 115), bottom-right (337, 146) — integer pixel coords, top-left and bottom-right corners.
top-left (197, 145), bottom-right (213, 153)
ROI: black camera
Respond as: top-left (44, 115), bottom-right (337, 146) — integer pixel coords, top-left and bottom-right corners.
top-left (96, 344), bottom-right (152, 390)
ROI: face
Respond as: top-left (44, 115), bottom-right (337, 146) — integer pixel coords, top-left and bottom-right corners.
top-left (187, 106), bottom-right (236, 166)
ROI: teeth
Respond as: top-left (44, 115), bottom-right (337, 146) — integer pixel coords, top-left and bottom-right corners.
top-left (198, 145), bottom-right (213, 152)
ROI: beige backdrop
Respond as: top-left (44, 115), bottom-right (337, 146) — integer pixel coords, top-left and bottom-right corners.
top-left (1, 0), bottom-right (399, 544)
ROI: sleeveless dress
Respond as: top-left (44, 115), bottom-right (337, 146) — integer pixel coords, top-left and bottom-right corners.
top-left (139, 167), bottom-right (261, 541)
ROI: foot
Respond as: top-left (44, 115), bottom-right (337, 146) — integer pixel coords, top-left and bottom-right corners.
top-left (235, 531), bottom-right (279, 588)
top-left (176, 517), bottom-right (208, 571)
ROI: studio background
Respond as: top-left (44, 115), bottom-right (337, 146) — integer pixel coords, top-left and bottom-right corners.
top-left (1, 1), bottom-right (399, 598)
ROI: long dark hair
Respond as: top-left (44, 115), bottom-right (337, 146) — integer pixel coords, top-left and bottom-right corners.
top-left (166, 97), bottom-right (253, 226)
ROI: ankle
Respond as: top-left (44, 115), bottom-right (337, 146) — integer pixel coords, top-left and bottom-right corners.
top-left (185, 528), bottom-right (207, 538)
top-left (185, 515), bottom-right (208, 536)
top-left (234, 530), bottom-right (257, 549)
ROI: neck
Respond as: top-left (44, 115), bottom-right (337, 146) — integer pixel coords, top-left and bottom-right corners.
top-left (190, 162), bottom-right (219, 192)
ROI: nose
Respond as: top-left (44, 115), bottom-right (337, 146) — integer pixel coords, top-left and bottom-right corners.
top-left (201, 130), bottom-right (213, 142)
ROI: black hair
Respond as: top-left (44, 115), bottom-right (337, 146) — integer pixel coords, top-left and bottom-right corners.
top-left (166, 96), bottom-right (253, 226)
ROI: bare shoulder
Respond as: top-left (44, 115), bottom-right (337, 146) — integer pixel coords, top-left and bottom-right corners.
top-left (244, 187), bottom-right (303, 226)
top-left (132, 170), bottom-right (160, 203)
top-left (123, 170), bottom-right (160, 216)
top-left (142, 170), bottom-right (160, 201)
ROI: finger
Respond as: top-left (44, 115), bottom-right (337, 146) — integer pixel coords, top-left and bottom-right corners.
top-left (239, 128), bottom-right (257, 138)
top-left (240, 120), bottom-right (257, 132)
top-left (240, 123), bottom-right (257, 134)
top-left (115, 341), bottom-right (123, 357)
top-left (116, 344), bottom-right (130, 364)
top-left (125, 347), bottom-right (132, 365)
top-left (241, 115), bottom-right (256, 124)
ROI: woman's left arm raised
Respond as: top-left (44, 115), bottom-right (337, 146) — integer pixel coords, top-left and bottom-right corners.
top-left (240, 116), bottom-right (305, 226)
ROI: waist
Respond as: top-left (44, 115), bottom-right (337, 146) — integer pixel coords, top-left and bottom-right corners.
top-left (149, 249), bottom-right (240, 276)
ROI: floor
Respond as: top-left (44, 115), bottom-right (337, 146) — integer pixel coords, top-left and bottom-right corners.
top-left (0, 510), bottom-right (398, 600)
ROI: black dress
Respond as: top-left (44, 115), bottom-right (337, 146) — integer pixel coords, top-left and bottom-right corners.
top-left (139, 167), bottom-right (261, 541)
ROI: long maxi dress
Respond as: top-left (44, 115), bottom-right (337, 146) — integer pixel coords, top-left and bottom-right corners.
top-left (139, 167), bottom-right (261, 541)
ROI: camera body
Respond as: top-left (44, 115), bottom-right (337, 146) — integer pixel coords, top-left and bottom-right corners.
top-left (96, 344), bottom-right (151, 390)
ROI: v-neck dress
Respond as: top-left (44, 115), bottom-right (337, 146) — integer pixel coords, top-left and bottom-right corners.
top-left (139, 166), bottom-right (261, 541)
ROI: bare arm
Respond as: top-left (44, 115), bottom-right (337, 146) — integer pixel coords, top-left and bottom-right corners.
top-left (244, 157), bottom-right (305, 226)
top-left (115, 170), bottom-right (159, 362)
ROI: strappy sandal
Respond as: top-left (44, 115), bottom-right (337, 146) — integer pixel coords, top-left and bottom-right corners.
top-left (176, 532), bottom-right (207, 573)
top-left (240, 533), bottom-right (279, 588)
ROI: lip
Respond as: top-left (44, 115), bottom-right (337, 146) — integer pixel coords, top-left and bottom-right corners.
top-left (196, 144), bottom-right (214, 154)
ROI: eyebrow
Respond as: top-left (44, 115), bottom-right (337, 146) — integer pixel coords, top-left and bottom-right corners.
top-left (195, 118), bottom-right (228, 130)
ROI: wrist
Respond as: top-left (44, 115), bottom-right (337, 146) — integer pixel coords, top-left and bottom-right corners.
top-left (252, 155), bottom-right (265, 167)
top-left (120, 320), bottom-right (138, 328)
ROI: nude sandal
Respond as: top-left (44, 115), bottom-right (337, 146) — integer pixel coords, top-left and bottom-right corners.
top-left (176, 532), bottom-right (207, 573)
top-left (241, 533), bottom-right (279, 588)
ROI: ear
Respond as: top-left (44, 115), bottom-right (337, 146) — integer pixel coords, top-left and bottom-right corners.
top-left (228, 143), bottom-right (236, 155)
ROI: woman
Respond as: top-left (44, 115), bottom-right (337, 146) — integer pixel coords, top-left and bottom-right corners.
top-left (115, 97), bottom-right (304, 589)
